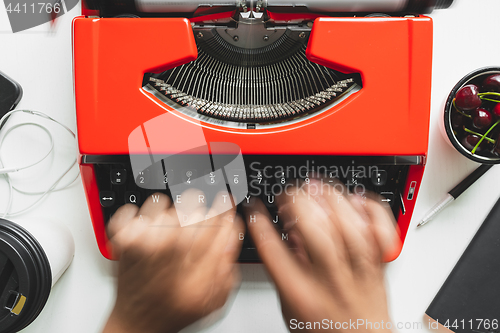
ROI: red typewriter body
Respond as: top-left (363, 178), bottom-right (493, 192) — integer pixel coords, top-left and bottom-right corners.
top-left (73, 4), bottom-right (433, 261)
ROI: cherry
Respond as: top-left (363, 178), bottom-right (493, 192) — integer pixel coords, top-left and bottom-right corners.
top-left (451, 112), bottom-right (465, 130)
top-left (455, 84), bottom-right (482, 111)
top-left (461, 134), bottom-right (485, 152)
top-left (493, 103), bottom-right (500, 118)
top-left (482, 74), bottom-right (500, 92)
top-left (472, 108), bottom-right (493, 129)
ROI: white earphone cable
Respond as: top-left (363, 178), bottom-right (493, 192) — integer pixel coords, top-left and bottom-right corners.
top-left (0, 122), bottom-right (55, 173)
top-left (0, 109), bottom-right (79, 218)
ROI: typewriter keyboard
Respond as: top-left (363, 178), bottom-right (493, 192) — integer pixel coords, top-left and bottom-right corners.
top-left (90, 155), bottom-right (412, 262)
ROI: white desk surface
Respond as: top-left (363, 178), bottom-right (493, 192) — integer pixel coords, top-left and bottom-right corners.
top-left (1, 1), bottom-right (499, 332)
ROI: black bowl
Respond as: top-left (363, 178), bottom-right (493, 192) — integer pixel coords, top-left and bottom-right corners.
top-left (444, 66), bottom-right (500, 164)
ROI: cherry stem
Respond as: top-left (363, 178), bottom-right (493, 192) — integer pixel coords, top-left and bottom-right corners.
top-left (471, 120), bottom-right (500, 154)
top-left (479, 97), bottom-right (500, 103)
top-left (452, 98), bottom-right (472, 118)
top-left (463, 127), bottom-right (497, 144)
top-left (478, 92), bottom-right (500, 97)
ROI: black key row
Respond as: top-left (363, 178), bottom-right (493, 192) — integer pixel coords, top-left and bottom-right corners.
top-left (92, 155), bottom-right (409, 262)
top-left (107, 167), bottom-right (390, 188)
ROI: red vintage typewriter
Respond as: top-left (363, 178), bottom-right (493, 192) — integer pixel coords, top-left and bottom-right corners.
top-left (73, 0), bottom-right (452, 261)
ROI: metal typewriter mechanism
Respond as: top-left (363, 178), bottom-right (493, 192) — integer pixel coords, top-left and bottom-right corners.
top-left (143, 8), bottom-right (362, 128)
top-left (74, 0), bottom-right (452, 261)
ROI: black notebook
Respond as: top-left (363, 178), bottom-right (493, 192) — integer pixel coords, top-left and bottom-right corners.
top-left (426, 197), bottom-right (500, 333)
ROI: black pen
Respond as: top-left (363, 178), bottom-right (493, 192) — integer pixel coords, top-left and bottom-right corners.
top-left (417, 164), bottom-right (494, 228)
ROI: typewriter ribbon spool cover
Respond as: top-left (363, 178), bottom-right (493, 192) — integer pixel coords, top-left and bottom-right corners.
top-left (73, 8), bottom-right (433, 260)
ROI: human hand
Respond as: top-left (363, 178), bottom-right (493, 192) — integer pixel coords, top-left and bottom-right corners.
top-left (102, 190), bottom-right (244, 333)
top-left (247, 181), bottom-right (401, 332)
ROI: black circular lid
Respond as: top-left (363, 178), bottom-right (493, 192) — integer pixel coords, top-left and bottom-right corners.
top-left (0, 219), bottom-right (52, 333)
